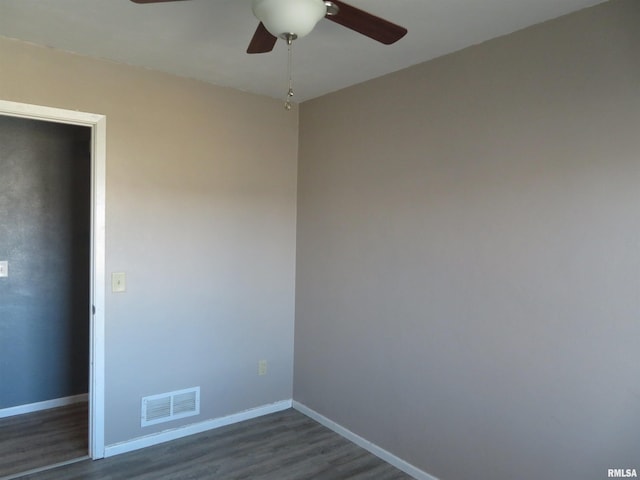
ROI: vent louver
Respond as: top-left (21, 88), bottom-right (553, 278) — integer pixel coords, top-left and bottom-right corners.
top-left (141, 387), bottom-right (200, 427)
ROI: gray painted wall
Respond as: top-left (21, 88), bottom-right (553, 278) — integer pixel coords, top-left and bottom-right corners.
top-left (1, 34), bottom-right (298, 445)
top-left (0, 116), bottom-right (91, 408)
top-left (295, 1), bottom-right (640, 479)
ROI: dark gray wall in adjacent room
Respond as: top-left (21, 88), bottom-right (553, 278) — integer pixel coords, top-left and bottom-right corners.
top-left (0, 115), bottom-right (91, 408)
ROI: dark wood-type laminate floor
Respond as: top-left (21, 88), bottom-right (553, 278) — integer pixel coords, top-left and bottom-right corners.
top-left (17, 408), bottom-right (413, 480)
top-left (0, 402), bottom-right (88, 479)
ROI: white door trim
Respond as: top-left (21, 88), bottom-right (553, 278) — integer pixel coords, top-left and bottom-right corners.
top-left (0, 99), bottom-right (106, 459)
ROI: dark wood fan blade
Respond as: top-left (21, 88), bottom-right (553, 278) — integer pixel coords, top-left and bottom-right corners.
top-left (327, 1), bottom-right (407, 45)
top-left (130, 0), bottom-right (190, 3)
top-left (247, 23), bottom-right (278, 54)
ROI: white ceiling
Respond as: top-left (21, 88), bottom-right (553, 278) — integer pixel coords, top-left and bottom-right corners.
top-left (0, 0), bottom-right (605, 102)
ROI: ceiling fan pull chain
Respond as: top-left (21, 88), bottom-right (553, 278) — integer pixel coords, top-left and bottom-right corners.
top-left (284, 34), bottom-right (294, 111)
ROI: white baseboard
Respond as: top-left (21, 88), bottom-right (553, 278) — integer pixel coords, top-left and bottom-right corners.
top-left (293, 401), bottom-right (439, 480)
top-left (0, 393), bottom-right (88, 419)
top-left (104, 399), bottom-right (293, 458)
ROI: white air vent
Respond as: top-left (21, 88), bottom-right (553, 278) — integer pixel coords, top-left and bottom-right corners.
top-left (141, 387), bottom-right (200, 427)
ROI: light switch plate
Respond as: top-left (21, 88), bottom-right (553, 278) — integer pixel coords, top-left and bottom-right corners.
top-left (112, 272), bottom-right (126, 293)
top-left (0, 261), bottom-right (8, 278)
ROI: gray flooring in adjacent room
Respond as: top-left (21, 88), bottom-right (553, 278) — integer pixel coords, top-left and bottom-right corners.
top-left (0, 402), bottom-right (88, 479)
top-left (14, 408), bottom-right (413, 480)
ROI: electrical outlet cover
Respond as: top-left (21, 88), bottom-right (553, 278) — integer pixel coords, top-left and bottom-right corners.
top-left (258, 360), bottom-right (267, 376)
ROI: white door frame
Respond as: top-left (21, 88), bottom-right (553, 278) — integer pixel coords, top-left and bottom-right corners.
top-left (0, 99), bottom-right (106, 459)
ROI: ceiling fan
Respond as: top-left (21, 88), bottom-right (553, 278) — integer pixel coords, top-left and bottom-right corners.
top-left (130, 0), bottom-right (408, 54)
top-left (131, 0), bottom-right (407, 108)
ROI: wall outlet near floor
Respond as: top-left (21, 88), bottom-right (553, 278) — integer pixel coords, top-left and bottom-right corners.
top-left (258, 359), bottom-right (268, 376)
top-left (0, 261), bottom-right (7, 278)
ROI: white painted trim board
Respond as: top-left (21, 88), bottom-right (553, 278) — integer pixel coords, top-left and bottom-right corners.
top-left (293, 401), bottom-right (439, 480)
top-left (104, 400), bottom-right (293, 457)
top-left (0, 394), bottom-right (88, 419)
top-left (0, 99), bottom-right (106, 459)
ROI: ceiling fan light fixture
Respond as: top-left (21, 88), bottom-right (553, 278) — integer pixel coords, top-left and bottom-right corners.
top-left (252, 0), bottom-right (327, 39)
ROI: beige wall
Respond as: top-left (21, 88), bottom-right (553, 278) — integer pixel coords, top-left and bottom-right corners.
top-left (3, 0), bottom-right (639, 476)
top-left (0, 37), bottom-right (298, 445)
top-left (295, 1), bottom-right (640, 479)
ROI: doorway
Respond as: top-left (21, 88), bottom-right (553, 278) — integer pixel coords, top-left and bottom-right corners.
top-left (0, 100), bottom-right (106, 472)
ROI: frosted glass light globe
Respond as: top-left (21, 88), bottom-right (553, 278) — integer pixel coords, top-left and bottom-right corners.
top-left (252, 0), bottom-right (327, 39)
